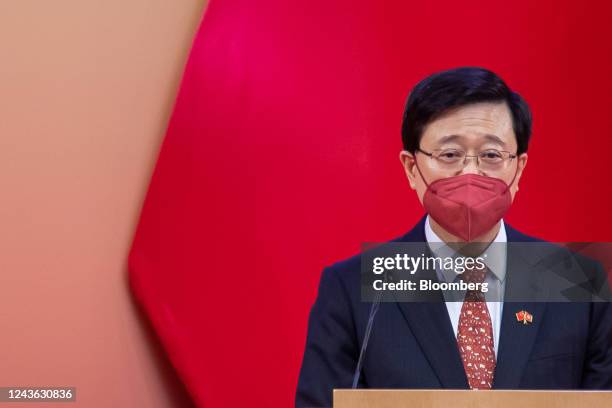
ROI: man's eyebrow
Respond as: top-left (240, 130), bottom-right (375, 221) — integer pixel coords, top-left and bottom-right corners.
top-left (482, 133), bottom-right (507, 146)
top-left (437, 134), bottom-right (462, 144)
top-left (436, 133), bottom-right (507, 145)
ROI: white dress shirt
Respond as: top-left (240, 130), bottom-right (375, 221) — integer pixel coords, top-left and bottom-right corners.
top-left (424, 215), bottom-right (507, 358)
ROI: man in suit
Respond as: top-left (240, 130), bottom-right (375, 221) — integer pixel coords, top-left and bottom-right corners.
top-left (295, 67), bottom-right (612, 407)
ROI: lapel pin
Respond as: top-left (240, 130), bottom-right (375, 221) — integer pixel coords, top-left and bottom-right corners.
top-left (516, 310), bottom-right (533, 325)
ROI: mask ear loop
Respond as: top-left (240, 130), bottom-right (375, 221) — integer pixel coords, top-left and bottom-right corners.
top-left (504, 158), bottom-right (521, 193)
top-left (412, 155), bottom-right (431, 188)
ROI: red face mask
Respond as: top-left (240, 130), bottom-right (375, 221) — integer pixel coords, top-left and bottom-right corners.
top-left (415, 161), bottom-right (518, 242)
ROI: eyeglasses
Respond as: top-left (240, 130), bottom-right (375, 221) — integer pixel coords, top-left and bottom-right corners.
top-left (417, 147), bottom-right (517, 173)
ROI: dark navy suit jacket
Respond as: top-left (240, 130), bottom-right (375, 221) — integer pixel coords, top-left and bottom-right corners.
top-left (296, 216), bottom-right (612, 407)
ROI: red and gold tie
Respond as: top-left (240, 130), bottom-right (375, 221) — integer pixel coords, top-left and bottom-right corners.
top-left (456, 267), bottom-right (496, 389)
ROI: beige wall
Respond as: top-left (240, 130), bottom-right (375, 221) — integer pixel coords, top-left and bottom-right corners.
top-left (0, 1), bottom-right (206, 406)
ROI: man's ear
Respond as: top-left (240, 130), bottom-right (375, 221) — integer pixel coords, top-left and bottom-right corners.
top-left (513, 152), bottom-right (528, 193)
top-left (399, 150), bottom-right (417, 189)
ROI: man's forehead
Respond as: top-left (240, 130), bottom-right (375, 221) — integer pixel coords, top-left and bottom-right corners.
top-left (422, 102), bottom-right (515, 144)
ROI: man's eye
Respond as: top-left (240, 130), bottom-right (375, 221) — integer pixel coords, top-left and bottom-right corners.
top-left (481, 151), bottom-right (503, 159)
top-left (439, 151), bottom-right (461, 159)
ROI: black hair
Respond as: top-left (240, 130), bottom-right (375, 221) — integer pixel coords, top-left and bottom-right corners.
top-left (401, 67), bottom-right (532, 154)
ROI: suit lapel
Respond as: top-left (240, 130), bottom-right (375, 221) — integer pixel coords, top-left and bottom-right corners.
top-left (395, 218), bottom-right (469, 388)
top-left (395, 298), bottom-right (469, 388)
top-left (493, 241), bottom-right (548, 388)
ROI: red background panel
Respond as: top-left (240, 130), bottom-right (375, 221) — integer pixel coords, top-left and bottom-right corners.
top-left (128, 1), bottom-right (612, 406)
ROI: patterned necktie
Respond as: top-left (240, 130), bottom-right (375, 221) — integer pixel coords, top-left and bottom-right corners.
top-left (456, 266), bottom-right (496, 389)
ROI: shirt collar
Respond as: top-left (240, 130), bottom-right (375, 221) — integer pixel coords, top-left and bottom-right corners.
top-left (424, 214), bottom-right (507, 283)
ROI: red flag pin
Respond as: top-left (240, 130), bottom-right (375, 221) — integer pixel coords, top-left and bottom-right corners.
top-left (516, 310), bottom-right (533, 325)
